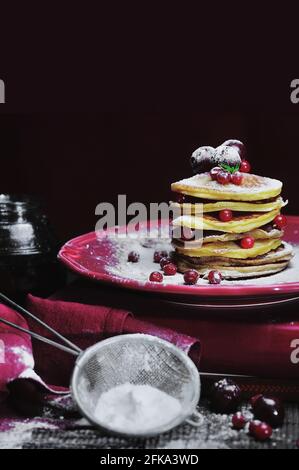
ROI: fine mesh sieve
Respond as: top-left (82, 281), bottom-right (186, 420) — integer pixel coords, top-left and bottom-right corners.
top-left (71, 334), bottom-right (201, 437)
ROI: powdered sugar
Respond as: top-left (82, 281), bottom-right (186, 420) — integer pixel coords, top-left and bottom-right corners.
top-left (0, 420), bottom-right (58, 449)
top-left (108, 235), bottom-right (299, 287)
top-left (94, 383), bottom-right (182, 434)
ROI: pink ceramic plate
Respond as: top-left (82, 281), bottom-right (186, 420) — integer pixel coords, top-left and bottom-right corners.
top-left (58, 216), bottom-right (299, 300)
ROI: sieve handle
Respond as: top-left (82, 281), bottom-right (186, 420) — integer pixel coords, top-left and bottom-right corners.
top-left (185, 409), bottom-right (204, 428)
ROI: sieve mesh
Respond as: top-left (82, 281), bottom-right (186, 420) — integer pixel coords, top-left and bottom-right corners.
top-left (71, 334), bottom-right (200, 437)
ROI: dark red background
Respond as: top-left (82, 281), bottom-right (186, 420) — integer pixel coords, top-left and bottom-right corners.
top-left (0, 112), bottom-right (298, 243)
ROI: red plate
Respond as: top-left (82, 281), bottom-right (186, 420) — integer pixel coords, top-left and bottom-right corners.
top-left (58, 216), bottom-right (299, 300)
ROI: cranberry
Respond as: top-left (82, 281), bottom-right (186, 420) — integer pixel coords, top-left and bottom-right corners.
top-left (250, 394), bottom-right (263, 407)
top-left (231, 171), bottom-right (243, 185)
top-left (273, 214), bottom-right (287, 230)
top-left (153, 250), bottom-right (168, 263)
top-left (252, 395), bottom-right (285, 428)
top-left (216, 170), bottom-right (231, 185)
top-left (240, 160), bottom-right (251, 173)
top-left (209, 378), bottom-right (241, 414)
top-left (184, 269), bottom-right (199, 285)
top-left (210, 166), bottom-right (222, 181)
top-left (149, 271), bottom-right (163, 283)
top-left (163, 262), bottom-right (177, 276)
top-left (249, 420), bottom-right (272, 441)
top-left (208, 270), bottom-right (222, 284)
top-left (160, 257), bottom-right (172, 269)
top-left (219, 209), bottom-right (233, 222)
top-left (222, 139), bottom-right (246, 160)
top-left (128, 251), bottom-right (139, 263)
top-left (232, 412), bottom-right (247, 430)
top-left (240, 237), bottom-right (255, 249)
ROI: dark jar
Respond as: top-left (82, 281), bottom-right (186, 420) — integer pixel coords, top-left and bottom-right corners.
top-left (0, 194), bottom-right (66, 303)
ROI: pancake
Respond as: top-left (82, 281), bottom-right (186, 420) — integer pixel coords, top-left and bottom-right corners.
top-left (172, 226), bottom-right (283, 245)
top-left (171, 172), bottom-right (282, 201)
top-left (170, 196), bottom-right (287, 213)
top-left (174, 238), bottom-right (282, 259)
top-left (174, 241), bottom-right (293, 267)
top-left (172, 209), bottom-right (280, 233)
top-left (176, 258), bottom-right (289, 279)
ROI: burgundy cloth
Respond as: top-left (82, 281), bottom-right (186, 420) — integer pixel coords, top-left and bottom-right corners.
top-left (25, 294), bottom-right (201, 388)
top-left (0, 305), bottom-right (61, 402)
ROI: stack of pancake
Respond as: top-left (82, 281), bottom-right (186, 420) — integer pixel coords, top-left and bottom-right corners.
top-left (171, 172), bottom-right (293, 279)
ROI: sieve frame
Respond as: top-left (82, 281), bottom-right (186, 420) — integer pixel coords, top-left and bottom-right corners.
top-left (70, 333), bottom-right (201, 438)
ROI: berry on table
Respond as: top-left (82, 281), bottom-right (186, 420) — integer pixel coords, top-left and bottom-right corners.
top-left (163, 262), bottom-right (177, 276)
top-left (128, 251), bottom-right (140, 263)
top-left (231, 171), bottom-right (243, 185)
top-left (153, 250), bottom-right (168, 263)
top-left (252, 395), bottom-right (285, 428)
top-left (273, 214), bottom-right (287, 230)
top-left (239, 160), bottom-right (251, 173)
top-left (209, 378), bottom-right (241, 414)
top-left (208, 270), bottom-right (222, 284)
top-left (250, 394), bottom-right (263, 407)
top-left (232, 412), bottom-right (247, 430)
top-left (240, 237), bottom-right (255, 249)
top-left (249, 420), bottom-right (272, 441)
top-left (219, 209), bottom-right (233, 222)
top-left (184, 269), bottom-right (199, 285)
top-left (149, 271), bottom-right (163, 283)
top-left (210, 166), bottom-right (222, 181)
top-left (217, 170), bottom-right (231, 185)
top-left (160, 257), bottom-right (172, 269)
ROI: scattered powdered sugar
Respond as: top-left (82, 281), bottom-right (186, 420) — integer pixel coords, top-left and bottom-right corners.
top-left (94, 383), bottom-right (182, 434)
top-left (10, 346), bottom-right (34, 368)
top-left (107, 235), bottom-right (299, 287)
top-left (0, 420), bottom-right (58, 449)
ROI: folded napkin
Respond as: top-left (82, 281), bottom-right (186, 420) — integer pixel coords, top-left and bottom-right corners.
top-left (0, 292), bottom-right (201, 408)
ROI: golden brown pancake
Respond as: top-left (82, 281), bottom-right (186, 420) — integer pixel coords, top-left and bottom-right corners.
top-left (174, 238), bottom-right (282, 259)
top-left (171, 172), bottom-right (282, 201)
top-left (172, 209), bottom-right (280, 233)
top-left (172, 226), bottom-right (283, 245)
top-left (170, 196), bottom-right (287, 213)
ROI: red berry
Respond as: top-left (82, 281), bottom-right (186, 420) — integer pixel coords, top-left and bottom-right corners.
top-left (210, 166), bottom-right (222, 181)
top-left (231, 171), bottom-right (243, 185)
top-left (250, 394), bottom-right (263, 407)
top-left (219, 209), bottom-right (233, 222)
top-left (240, 160), bottom-right (251, 173)
top-left (273, 214), bottom-right (287, 230)
top-left (210, 379), bottom-right (241, 413)
top-left (232, 412), bottom-right (247, 430)
top-left (153, 250), bottom-right (168, 263)
top-left (163, 262), bottom-right (177, 276)
top-left (128, 251), bottom-right (139, 262)
top-left (249, 420), bottom-right (272, 441)
top-left (216, 170), bottom-right (231, 185)
top-left (160, 257), bottom-right (172, 269)
top-left (252, 395), bottom-right (285, 428)
top-left (208, 270), bottom-right (222, 284)
top-left (240, 237), bottom-right (255, 249)
top-left (184, 269), bottom-right (199, 285)
top-left (149, 271), bottom-right (163, 283)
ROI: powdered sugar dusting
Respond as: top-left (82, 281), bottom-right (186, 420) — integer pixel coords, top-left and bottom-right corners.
top-left (107, 234), bottom-right (299, 286)
top-left (0, 420), bottom-right (58, 449)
